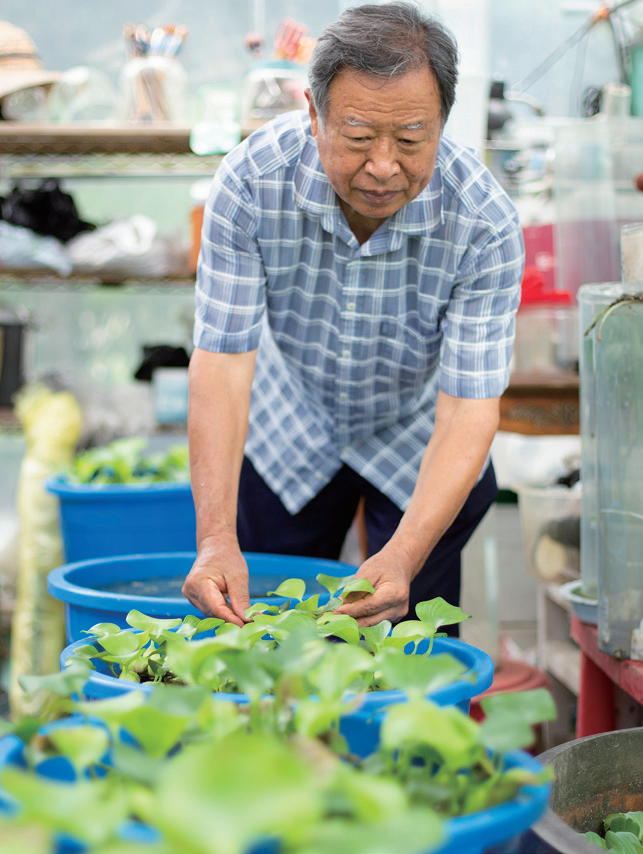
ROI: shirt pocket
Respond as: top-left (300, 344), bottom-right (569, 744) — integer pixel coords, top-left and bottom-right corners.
top-left (377, 316), bottom-right (442, 390)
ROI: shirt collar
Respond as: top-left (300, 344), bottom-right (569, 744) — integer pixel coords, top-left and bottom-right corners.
top-left (293, 131), bottom-right (445, 238)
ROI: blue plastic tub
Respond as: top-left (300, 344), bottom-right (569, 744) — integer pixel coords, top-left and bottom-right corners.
top-left (60, 632), bottom-right (494, 722)
top-left (0, 717), bottom-right (550, 854)
top-left (45, 476), bottom-right (197, 563)
top-left (48, 552), bottom-right (354, 644)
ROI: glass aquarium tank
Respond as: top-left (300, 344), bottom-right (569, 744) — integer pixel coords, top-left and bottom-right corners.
top-left (578, 283), bottom-right (624, 602)
top-left (592, 290), bottom-right (643, 658)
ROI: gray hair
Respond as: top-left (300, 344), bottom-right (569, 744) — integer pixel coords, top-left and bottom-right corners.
top-left (308, 2), bottom-right (459, 126)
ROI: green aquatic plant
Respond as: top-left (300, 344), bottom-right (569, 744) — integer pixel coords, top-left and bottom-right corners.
top-left (1, 669), bottom-right (555, 854)
top-left (62, 437), bottom-right (190, 485)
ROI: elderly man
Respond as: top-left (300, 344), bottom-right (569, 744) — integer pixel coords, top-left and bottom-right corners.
top-left (183, 2), bottom-right (523, 630)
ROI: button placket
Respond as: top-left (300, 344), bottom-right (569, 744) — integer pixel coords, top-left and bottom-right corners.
top-left (336, 257), bottom-right (361, 446)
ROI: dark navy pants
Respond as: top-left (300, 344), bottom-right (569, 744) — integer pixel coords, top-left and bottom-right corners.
top-left (237, 458), bottom-right (498, 635)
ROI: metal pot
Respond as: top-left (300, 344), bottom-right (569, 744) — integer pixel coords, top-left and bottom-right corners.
top-left (517, 727), bottom-right (643, 853)
top-left (0, 305), bottom-right (28, 407)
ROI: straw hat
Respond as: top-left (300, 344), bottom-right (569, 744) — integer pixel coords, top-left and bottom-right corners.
top-left (0, 20), bottom-right (60, 100)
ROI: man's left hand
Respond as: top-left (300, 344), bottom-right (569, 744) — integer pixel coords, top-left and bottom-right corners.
top-left (333, 549), bottom-right (415, 626)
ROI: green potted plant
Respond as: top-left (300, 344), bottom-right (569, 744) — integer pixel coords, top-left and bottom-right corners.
top-left (0, 656), bottom-right (555, 854)
top-left (45, 437), bottom-right (196, 562)
top-left (60, 576), bottom-right (494, 721)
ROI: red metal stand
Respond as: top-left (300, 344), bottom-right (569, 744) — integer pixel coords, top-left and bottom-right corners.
top-left (571, 615), bottom-right (643, 737)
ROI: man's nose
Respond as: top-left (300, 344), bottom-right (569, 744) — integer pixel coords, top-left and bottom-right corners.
top-left (364, 139), bottom-right (401, 181)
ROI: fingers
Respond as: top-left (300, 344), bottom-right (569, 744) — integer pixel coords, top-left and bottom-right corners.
top-left (182, 575), bottom-right (246, 627)
top-left (335, 588), bottom-right (408, 626)
top-left (227, 579), bottom-right (252, 624)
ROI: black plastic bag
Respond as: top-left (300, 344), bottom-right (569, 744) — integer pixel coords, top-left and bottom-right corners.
top-left (134, 345), bottom-right (190, 381)
top-left (0, 178), bottom-right (95, 244)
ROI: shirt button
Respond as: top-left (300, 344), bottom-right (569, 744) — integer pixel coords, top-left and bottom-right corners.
top-left (340, 392), bottom-right (348, 400)
top-left (347, 302), bottom-right (356, 311)
top-left (342, 349), bottom-right (350, 358)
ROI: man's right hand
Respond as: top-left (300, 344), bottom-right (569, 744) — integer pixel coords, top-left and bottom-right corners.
top-left (182, 535), bottom-right (251, 627)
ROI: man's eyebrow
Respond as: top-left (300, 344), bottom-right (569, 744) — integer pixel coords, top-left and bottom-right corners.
top-left (344, 117), bottom-right (424, 130)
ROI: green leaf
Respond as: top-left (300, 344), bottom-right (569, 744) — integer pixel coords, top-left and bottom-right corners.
top-left (19, 658), bottom-right (91, 697)
top-left (605, 830), bottom-right (643, 853)
top-left (316, 573), bottom-right (356, 596)
top-left (605, 814), bottom-right (643, 839)
top-left (316, 613), bottom-right (362, 645)
top-left (267, 578), bottom-right (307, 601)
top-left (147, 730), bottom-right (323, 854)
top-left (480, 688), bottom-right (556, 724)
top-left (218, 649), bottom-right (274, 699)
top-left (47, 724), bottom-right (110, 773)
top-left (73, 690), bottom-right (146, 726)
top-left (340, 578), bottom-right (376, 600)
top-left (377, 650), bottom-right (468, 697)
top-left (175, 614), bottom-right (224, 638)
top-left (306, 643), bottom-right (374, 699)
top-left (126, 610), bottom-right (182, 638)
top-left (297, 808), bottom-right (445, 854)
top-left (381, 698), bottom-right (480, 769)
top-left (360, 621), bottom-right (392, 654)
top-left (415, 598), bottom-right (471, 631)
top-left (294, 697), bottom-right (353, 738)
top-left (0, 817), bottom-right (52, 854)
top-left (116, 702), bottom-right (197, 758)
top-left (390, 620), bottom-right (436, 642)
top-left (96, 629), bottom-right (150, 658)
top-left (295, 594), bottom-right (321, 613)
top-left (244, 601), bottom-right (280, 618)
top-left (0, 768), bottom-right (131, 846)
top-left (83, 622), bottom-right (122, 639)
top-left (478, 689), bottom-right (557, 753)
top-left (582, 831), bottom-right (608, 849)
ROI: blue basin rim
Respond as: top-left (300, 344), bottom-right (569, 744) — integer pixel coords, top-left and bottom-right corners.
top-left (47, 552), bottom-right (358, 611)
top-left (45, 477), bottom-right (194, 499)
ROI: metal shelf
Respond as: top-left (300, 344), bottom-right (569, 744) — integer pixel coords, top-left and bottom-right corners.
top-left (0, 269), bottom-right (195, 293)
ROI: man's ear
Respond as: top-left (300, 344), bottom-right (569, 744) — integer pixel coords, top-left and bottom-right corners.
top-left (305, 89), bottom-right (319, 138)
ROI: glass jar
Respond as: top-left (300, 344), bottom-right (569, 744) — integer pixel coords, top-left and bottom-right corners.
top-left (120, 55), bottom-right (187, 123)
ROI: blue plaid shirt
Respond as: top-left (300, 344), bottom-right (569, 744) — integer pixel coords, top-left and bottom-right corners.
top-left (194, 111), bottom-right (523, 514)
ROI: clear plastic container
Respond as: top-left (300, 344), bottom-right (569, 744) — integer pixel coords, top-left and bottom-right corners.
top-left (241, 60), bottom-right (308, 124)
top-left (578, 283), bottom-right (624, 601)
top-left (553, 118), bottom-right (643, 299)
top-left (516, 480), bottom-right (581, 584)
top-left (592, 292), bottom-right (643, 658)
top-left (512, 305), bottom-right (578, 373)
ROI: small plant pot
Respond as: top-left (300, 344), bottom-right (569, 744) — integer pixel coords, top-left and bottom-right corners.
top-left (48, 552), bottom-right (354, 644)
top-left (516, 726), bottom-right (643, 853)
top-left (45, 476), bottom-right (197, 563)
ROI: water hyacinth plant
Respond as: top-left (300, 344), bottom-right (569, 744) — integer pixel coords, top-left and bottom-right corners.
top-left (0, 657), bottom-right (556, 854)
top-left (62, 437), bottom-right (190, 485)
top-left (67, 574), bottom-right (473, 700)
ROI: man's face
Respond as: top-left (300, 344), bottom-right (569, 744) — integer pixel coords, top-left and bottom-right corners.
top-left (307, 65), bottom-right (443, 238)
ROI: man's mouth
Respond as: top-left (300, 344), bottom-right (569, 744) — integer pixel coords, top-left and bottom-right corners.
top-left (358, 189), bottom-right (399, 203)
